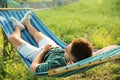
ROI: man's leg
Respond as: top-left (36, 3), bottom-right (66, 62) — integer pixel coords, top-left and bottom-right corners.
top-left (21, 11), bottom-right (59, 48)
top-left (20, 11), bottom-right (44, 43)
top-left (24, 19), bottom-right (44, 44)
top-left (8, 26), bottom-right (44, 62)
top-left (8, 26), bottom-right (26, 49)
top-left (9, 17), bottom-right (38, 62)
top-left (24, 20), bottom-right (60, 48)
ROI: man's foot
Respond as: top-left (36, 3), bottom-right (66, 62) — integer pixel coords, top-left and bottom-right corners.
top-left (10, 17), bottom-right (25, 30)
top-left (20, 11), bottom-right (32, 25)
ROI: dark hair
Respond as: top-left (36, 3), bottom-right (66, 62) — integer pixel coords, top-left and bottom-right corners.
top-left (71, 38), bottom-right (93, 62)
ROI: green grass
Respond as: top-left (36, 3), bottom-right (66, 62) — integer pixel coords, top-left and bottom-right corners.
top-left (0, 28), bottom-right (3, 53)
top-left (0, 0), bottom-right (120, 79)
top-left (35, 0), bottom-right (120, 48)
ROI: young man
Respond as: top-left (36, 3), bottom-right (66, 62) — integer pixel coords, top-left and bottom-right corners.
top-left (8, 11), bottom-right (93, 73)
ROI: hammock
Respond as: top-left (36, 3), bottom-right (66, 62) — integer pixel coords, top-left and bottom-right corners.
top-left (0, 9), bottom-right (120, 77)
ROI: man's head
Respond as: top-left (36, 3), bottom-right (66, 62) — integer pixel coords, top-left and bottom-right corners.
top-left (64, 38), bottom-right (93, 64)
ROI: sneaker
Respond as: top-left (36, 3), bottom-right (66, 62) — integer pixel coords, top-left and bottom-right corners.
top-left (20, 11), bottom-right (32, 25)
top-left (10, 17), bottom-right (25, 30)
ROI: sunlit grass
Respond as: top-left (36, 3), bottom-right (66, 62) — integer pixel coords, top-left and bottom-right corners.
top-left (35, 0), bottom-right (120, 48)
top-left (0, 28), bottom-right (3, 53)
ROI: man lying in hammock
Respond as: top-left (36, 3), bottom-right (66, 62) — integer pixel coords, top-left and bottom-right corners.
top-left (8, 11), bottom-right (117, 73)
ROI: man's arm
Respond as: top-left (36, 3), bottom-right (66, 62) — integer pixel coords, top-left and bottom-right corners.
top-left (30, 44), bottom-right (53, 72)
top-left (93, 45), bottom-right (118, 56)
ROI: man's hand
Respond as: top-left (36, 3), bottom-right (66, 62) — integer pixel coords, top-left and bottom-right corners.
top-left (30, 44), bottom-right (53, 72)
top-left (43, 44), bottom-right (53, 52)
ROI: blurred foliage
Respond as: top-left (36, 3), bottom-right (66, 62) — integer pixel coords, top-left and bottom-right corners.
top-left (0, 0), bottom-right (120, 80)
top-left (14, 0), bottom-right (52, 2)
